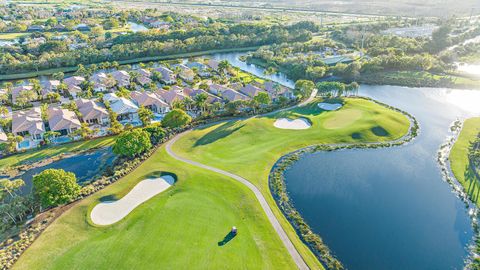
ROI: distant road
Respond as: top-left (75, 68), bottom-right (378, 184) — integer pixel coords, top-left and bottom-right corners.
top-left (112, 0), bottom-right (397, 18)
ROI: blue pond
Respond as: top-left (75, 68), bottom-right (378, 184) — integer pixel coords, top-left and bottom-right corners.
top-left (13, 147), bottom-right (116, 195)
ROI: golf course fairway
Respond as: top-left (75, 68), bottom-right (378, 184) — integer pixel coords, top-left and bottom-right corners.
top-left (13, 98), bottom-right (410, 270)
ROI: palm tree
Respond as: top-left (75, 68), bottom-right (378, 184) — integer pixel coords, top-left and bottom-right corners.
top-left (6, 133), bottom-right (22, 154)
top-left (194, 93), bottom-right (208, 113)
top-left (182, 97), bottom-right (194, 111)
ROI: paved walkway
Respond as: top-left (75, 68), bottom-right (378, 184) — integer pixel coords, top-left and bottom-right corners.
top-left (165, 90), bottom-right (319, 270)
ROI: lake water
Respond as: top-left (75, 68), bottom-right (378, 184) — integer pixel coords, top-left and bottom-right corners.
top-left (212, 52), bottom-right (480, 270)
top-left (9, 147), bottom-right (116, 195)
top-left (284, 86), bottom-right (480, 270)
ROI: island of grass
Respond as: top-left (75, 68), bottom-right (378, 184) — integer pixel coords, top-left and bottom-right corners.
top-left (450, 117), bottom-right (480, 206)
top-left (13, 97), bottom-right (410, 270)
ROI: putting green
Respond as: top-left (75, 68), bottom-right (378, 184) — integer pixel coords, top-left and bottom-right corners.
top-left (322, 108), bottom-right (363, 129)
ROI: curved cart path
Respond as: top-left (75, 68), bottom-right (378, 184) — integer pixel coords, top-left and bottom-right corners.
top-left (165, 90), bottom-right (318, 270)
top-left (165, 134), bottom-right (309, 270)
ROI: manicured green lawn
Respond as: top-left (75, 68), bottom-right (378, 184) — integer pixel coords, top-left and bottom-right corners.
top-left (13, 98), bottom-right (409, 270)
top-left (0, 136), bottom-right (115, 170)
top-left (172, 97), bottom-right (410, 268)
top-left (13, 147), bottom-right (297, 270)
top-left (450, 117), bottom-right (480, 206)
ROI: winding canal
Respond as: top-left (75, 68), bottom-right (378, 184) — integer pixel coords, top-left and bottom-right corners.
top-left (212, 52), bottom-right (480, 269)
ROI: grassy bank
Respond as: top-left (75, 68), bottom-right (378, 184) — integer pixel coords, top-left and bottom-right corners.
top-left (450, 117), bottom-right (480, 206)
top-left (360, 71), bottom-right (480, 89)
top-left (13, 146), bottom-right (297, 270)
top-left (172, 97), bottom-right (410, 268)
top-left (0, 136), bottom-right (115, 170)
top-left (0, 47), bottom-right (259, 81)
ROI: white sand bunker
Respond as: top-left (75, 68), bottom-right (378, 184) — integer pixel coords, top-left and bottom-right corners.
top-left (318, 103), bottom-right (343, 111)
top-left (274, 118), bottom-right (311, 130)
top-left (90, 175), bottom-right (175, 225)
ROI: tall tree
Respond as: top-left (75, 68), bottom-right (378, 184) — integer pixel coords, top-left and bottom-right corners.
top-left (33, 169), bottom-right (80, 208)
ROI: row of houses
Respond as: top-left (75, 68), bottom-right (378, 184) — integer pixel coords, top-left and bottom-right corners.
top-left (5, 78), bottom-right (293, 149)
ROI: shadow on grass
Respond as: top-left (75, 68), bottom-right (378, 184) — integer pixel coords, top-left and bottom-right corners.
top-left (218, 231), bottom-right (237, 246)
top-left (99, 194), bottom-right (118, 202)
top-left (194, 121), bottom-right (245, 147)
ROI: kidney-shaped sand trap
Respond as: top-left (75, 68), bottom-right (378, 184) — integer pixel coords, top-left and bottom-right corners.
top-left (90, 175), bottom-right (175, 226)
top-left (274, 118), bottom-right (311, 130)
top-left (318, 103), bottom-right (343, 111)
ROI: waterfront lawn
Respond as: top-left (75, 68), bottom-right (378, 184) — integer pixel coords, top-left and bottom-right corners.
top-left (172, 97), bottom-right (410, 268)
top-left (450, 117), bottom-right (480, 206)
top-left (0, 136), bottom-right (115, 170)
top-left (13, 146), bottom-right (297, 270)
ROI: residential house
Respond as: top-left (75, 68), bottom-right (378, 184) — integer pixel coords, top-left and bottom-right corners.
top-left (156, 88), bottom-right (188, 106)
top-left (91, 72), bottom-right (109, 92)
top-left (130, 91), bottom-right (169, 114)
top-left (154, 66), bottom-right (176, 85)
top-left (12, 85), bottom-right (36, 104)
top-left (264, 81), bottom-right (295, 100)
top-left (176, 64), bottom-right (195, 83)
top-left (110, 70), bottom-right (131, 88)
top-left (47, 107), bottom-right (81, 136)
top-left (186, 89), bottom-right (222, 104)
top-left (64, 76), bottom-right (85, 87)
top-left (239, 84), bottom-right (266, 98)
top-left (64, 76), bottom-right (85, 98)
top-left (221, 89), bottom-right (250, 102)
top-left (75, 98), bottom-right (109, 126)
top-left (12, 107), bottom-right (45, 141)
top-left (41, 80), bottom-right (60, 98)
top-left (186, 62), bottom-right (211, 77)
top-left (208, 83), bottom-right (234, 95)
top-left (135, 69), bottom-right (152, 86)
top-left (229, 82), bottom-right (243, 91)
top-left (207, 59), bottom-right (220, 71)
top-left (103, 93), bottom-right (139, 124)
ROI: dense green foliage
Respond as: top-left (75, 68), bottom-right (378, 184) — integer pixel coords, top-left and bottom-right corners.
top-left (0, 21), bottom-right (314, 75)
top-left (33, 169), bottom-right (80, 208)
top-left (113, 129), bottom-right (152, 158)
top-left (161, 109), bottom-right (192, 128)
